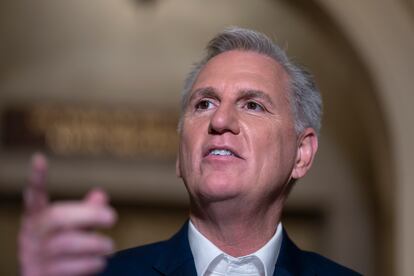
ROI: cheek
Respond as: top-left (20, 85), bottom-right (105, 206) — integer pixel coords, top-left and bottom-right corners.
top-left (251, 125), bottom-right (294, 170)
top-left (179, 124), bottom-right (202, 171)
top-left (257, 136), bottom-right (282, 171)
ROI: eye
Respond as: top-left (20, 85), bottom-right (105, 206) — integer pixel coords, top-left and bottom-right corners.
top-left (245, 101), bottom-right (264, 112)
top-left (195, 99), bottom-right (214, 110)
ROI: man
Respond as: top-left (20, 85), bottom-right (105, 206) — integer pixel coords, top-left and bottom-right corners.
top-left (19, 27), bottom-right (361, 275)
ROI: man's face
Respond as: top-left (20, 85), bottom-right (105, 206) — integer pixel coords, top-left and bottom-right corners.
top-left (177, 50), bottom-right (301, 205)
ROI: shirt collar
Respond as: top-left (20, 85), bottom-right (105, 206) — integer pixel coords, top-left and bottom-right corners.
top-left (188, 220), bottom-right (283, 276)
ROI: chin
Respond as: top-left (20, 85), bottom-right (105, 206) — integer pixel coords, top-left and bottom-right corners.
top-left (195, 176), bottom-right (244, 203)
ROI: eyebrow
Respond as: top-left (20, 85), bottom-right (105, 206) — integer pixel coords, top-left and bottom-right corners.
top-left (237, 89), bottom-right (274, 107)
top-left (189, 87), bottom-right (218, 102)
top-left (191, 86), bottom-right (272, 100)
top-left (188, 87), bottom-right (276, 109)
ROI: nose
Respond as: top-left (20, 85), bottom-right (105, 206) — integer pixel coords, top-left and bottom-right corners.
top-left (208, 103), bottom-right (240, 135)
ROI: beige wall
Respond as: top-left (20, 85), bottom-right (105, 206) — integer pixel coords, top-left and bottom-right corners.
top-left (316, 1), bottom-right (414, 275)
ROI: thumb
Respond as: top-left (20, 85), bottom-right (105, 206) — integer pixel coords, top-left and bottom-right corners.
top-left (24, 153), bottom-right (49, 215)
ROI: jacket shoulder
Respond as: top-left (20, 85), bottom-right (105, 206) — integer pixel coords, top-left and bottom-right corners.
top-left (299, 250), bottom-right (362, 276)
top-left (98, 222), bottom-right (195, 276)
top-left (98, 241), bottom-right (167, 275)
top-left (277, 229), bottom-right (362, 276)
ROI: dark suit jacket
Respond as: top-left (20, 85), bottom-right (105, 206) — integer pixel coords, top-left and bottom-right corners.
top-left (99, 222), bottom-right (361, 276)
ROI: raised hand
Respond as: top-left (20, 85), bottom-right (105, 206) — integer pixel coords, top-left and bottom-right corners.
top-left (19, 153), bottom-right (117, 276)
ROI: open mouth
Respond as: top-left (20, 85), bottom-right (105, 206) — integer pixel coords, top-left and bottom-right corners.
top-left (209, 149), bottom-right (235, 156)
top-left (204, 146), bottom-right (242, 159)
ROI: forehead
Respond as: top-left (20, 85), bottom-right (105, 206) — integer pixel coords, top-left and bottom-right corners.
top-left (193, 50), bottom-right (289, 97)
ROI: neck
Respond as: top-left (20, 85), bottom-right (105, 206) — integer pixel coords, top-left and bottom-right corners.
top-left (189, 198), bottom-right (284, 257)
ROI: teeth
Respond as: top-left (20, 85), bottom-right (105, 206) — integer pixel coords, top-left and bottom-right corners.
top-left (209, 149), bottom-right (234, 156)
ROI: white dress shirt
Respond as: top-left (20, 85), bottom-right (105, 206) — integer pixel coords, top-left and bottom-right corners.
top-left (188, 221), bottom-right (283, 276)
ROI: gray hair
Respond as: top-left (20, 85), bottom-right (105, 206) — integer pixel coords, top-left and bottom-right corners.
top-left (180, 26), bottom-right (322, 136)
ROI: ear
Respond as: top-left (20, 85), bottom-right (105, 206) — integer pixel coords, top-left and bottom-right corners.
top-left (291, 128), bottom-right (318, 180)
top-left (176, 156), bottom-right (182, 178)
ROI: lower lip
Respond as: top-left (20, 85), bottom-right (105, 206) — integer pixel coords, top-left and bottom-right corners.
top-left (204, 154), bottom-right (240, 162)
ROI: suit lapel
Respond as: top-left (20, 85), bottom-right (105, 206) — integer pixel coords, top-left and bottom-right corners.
top-left (152, 222), bottom-right (197, 276)
top-left (273, 228), bottom-right (306, 276)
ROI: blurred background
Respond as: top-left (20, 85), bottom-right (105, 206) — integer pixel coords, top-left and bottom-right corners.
top-left (0, 0), bottom-right (413, 275)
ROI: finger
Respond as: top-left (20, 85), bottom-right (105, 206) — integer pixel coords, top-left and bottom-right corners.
top-left (39, 202), bottom-right (117, 234)
top-left (84, 188), bottom-right (109, 205)
top-left (24, 153), bottom-right (49, 215)
top-left (45, 231), bottom-right (114, 258)
top-left (44, 256), bottom-right (106, 276)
